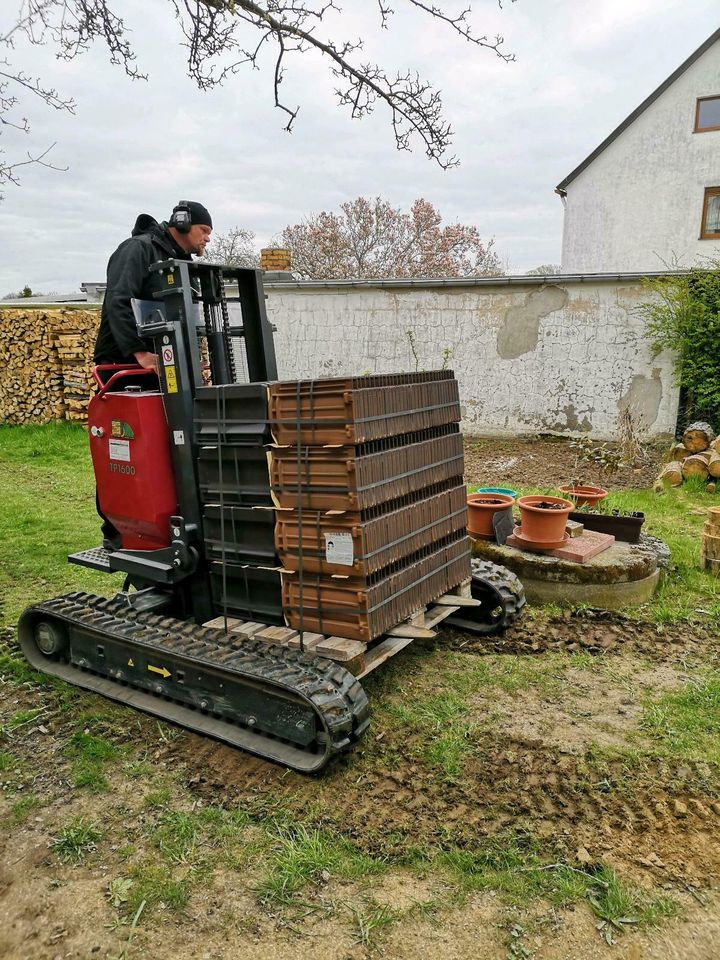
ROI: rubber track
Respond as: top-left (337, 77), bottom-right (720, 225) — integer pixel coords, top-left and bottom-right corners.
top-left (18, 592), bottom-right (370, 773)
top-left (471, 558), bottom-right (527, 624)
top-left (445, 559), bottom-right (527, 635)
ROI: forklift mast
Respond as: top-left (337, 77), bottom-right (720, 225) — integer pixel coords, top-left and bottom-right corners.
top-left (140, 257), bottom-right (277, 518)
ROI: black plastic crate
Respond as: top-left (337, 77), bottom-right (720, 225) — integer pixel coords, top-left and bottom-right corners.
top-left (203, 504), bottom-right (277, 565)
top-left (194, 383), bottom-right (271, 445)
top-left (210, 561), bottom-right (284, 624)
top-left (197, 445), bottom-right (272, 506)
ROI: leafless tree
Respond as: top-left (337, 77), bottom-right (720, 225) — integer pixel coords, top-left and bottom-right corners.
top-left (526, 263), bottom-right (561, 276)
top-left (1, 2), bottom-right (77, 194)
top-left (1, 1), bottom-right (516, 192)
top-left (202, 225), bottom-right (259, 267)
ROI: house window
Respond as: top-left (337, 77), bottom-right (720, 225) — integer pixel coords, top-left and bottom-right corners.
top-left (701, 187), bottom-right (720, 239)
top-left (695, 96), bottom-right (720, 132)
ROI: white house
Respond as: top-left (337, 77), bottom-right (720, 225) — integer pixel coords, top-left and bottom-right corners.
top-left (557, 28), bottom-right (720, 273)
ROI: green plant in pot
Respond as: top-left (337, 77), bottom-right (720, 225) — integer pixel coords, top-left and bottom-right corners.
top-left (517, 495), bottom-right (574, 543)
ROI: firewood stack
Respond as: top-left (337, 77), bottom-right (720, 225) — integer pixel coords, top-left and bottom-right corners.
top-left (655, 422), bottom-right (720, 491)
top-left (0, 308), bottom-right (100, 424)
top-left (701, 506), bottom-right (720, 575)
top-left (50, 317), bottom-right (100, 422)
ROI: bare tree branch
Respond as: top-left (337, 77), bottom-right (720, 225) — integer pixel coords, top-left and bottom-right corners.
top-left (0, 140), bottom-right (67, 187)
top-left (202, 224), bottom-right (259, 267)
top-left (1, 0), bottom-right (517, 192)
top-left (406, 0), bottom-right (515, 57)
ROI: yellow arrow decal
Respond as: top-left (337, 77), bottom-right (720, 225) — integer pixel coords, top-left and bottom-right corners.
top-left (148, 664), bottom-right (171, 679)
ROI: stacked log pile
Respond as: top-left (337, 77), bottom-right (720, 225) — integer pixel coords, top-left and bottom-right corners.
top-left (51, 320), bottom-right (99, 422)
top-left (701, 506), bottom-right (720, 575)
top-left (656, 422), bottom-right (720, 492)
top-left (0, 308), bottom-right (100, 424)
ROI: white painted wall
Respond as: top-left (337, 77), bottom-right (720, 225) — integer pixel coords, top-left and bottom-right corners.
top-left (560, 41), bottom-right (720, 272)
top-left (265, 277), bottom-right (678, 439)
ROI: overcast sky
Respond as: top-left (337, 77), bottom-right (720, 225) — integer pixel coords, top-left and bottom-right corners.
top-left (1, 1), bottom-right (718, 293)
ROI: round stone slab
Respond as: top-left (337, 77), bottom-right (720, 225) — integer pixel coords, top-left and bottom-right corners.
top-left (471, 536), bottom-right (662, 609)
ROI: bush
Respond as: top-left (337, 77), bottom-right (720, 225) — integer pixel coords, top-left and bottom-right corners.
top-left (641, 267), bottom-right (720, 430)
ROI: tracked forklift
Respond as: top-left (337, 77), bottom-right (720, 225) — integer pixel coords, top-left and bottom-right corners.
top-left (18, 261), bottom-right (524, 772)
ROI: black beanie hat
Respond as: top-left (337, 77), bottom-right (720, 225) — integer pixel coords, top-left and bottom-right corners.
top-left (187, 201), bottom-right (212, 228)
top-left (172, 200), bottom-right (213, 229)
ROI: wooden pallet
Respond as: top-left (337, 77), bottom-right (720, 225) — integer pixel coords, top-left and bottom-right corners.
top-left (203, 578), bottom-right (473, 677)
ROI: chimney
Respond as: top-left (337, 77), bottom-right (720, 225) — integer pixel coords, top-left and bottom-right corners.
top-left (260, 248), bottom-right (292, 277)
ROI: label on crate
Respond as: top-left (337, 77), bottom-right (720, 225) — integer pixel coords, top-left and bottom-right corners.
top-left (324, 531), bottom-right (354, 566)
top-left (109, 439), bottom-right (131, 462)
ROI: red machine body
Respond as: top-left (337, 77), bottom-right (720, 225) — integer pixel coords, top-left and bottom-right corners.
top-left (88, 366), bottom-right (178, 551)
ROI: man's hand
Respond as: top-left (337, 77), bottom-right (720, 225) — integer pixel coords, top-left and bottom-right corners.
top-left (134, 350), bottom-right (159, 373)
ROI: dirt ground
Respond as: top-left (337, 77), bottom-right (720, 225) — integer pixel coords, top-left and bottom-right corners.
top-left (3, 435), bottom-right (719, 960)
top-left (1, 608), bottom-right (719, 960)
top-left (463, 435), bottom-right (665, 490)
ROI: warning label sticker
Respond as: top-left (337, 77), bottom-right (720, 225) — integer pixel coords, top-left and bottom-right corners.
top-left (165, 365), bottom-right (178, 394)
top-left (324, 531), bottom-right (354, 566)
top-left (109, 439), bottom-right (131, 463)
top-left (162, 346), bottom-right (174, 365)
top-left (173, 430), bottom-right (185, 446)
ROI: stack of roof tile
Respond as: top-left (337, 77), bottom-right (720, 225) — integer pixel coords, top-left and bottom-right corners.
top-left (268, 371), bottom-right (471, 642)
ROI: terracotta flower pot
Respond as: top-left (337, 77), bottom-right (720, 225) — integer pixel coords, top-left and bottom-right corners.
top-left (517, 495), bottom-right (574, 543)
top-left (558, 484), bottom-right (608, 509)
top-left (467, 493), bottom-right (515, 539)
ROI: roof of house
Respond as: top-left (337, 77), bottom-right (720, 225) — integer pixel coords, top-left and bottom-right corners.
top-left (1, 292), bottom-right (88, 306)
top-left (555, 26), bottom-right (720, 195)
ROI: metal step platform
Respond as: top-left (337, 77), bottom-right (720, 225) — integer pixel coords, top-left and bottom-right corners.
top-left (68, 546), bottom-right (112, 572)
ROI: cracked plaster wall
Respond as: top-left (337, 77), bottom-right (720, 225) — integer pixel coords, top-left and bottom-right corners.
top-left (266, 279), bottom-right (678, 439)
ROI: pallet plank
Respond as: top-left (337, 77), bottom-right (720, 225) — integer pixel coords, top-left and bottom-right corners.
top-left (357, 637), bottom-right (414, 678)
top-left (287, 632), bottom-right (326, 650)
top-left (424, 605), bottom-right (461, 630)
top-left (203, 616), bottom-right (247, 632)
top-left (316, 636), bottom-right (366, 675)
top-left (235, 622), bottom-right (267, 637)
top-left (255, 626), bottom-right (298, 644)
top-left (386, 624), bottom-right (437, 639)
top-left (316, 636), bottom-right (366, 659)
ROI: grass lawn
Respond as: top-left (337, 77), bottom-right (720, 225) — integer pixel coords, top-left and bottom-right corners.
top-left (1, 422), bottom-right (719, 959)
top-left (2, 421), bottom-right (719, 626)
top-left (0, 421), bottom-right (124, 625)
top-left (584, 483), bottom-right (720, 623)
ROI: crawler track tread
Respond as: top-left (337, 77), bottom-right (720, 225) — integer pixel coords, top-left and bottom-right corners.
top-left (445, 559), bottom-right (526, 635)
top-left (18, 592), bottom-right (370, 772)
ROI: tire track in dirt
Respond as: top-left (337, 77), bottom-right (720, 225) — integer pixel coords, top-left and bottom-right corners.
top-left (178, 730), bottom-right (720, 879)
top-left (174, 614), bottom-right (720, 878)
top-left (447, 608), bottom-right (719, 661)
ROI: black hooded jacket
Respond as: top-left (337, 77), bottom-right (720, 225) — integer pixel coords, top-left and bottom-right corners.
top-left (93, 215), bottom-right (191, 364)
